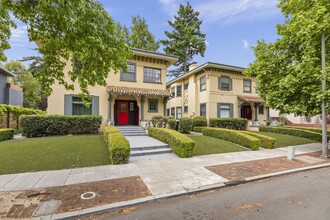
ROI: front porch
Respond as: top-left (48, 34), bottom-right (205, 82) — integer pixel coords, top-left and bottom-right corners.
top-left (238, 95), bottom-right (270, 126)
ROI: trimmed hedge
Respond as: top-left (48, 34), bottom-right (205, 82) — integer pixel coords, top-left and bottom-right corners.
top-left (168, 119), bottom-right (177, 130)
top-left (20, 115), bottom-right (102, 137)
top-left (104, 126), bottom-right (130, 165)
top-left (192, 116), bottom-right (207, 128)
top-left (178, 117), bottom-right (192, 134)
top-left (193, 126), bottom-right (205, 133)
top-left (240, 131), bottom-right (276, 149)
top-left (285, 126), bottom-right (330, 136)
top-left (209, 118), bottom-right (247, 130)
top-left (259, 126), bottom-right (325, 142)
top-left (0, 104), bottom-right (45, 116)
top-left (148, 127), bottom-right (195, 157)
top-left (0, 128), bottom-right (14, 141)
top-left (202, 127), bottom-right (260, 150)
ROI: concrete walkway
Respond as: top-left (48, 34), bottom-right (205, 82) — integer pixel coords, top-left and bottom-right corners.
top-left (0, 143), bottom-right (321, 196)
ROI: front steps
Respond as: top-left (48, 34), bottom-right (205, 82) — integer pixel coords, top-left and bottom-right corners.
top-left (117, 126), bottom-right (147, 136)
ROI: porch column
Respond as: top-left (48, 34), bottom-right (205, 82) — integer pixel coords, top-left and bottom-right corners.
top-left (141, 95), bottom-right (145, 121)
top-left (108, 93), bottom-right (112, 120)
top-left (238, 101), bottom-right (244, 118)
top-left (267, 107), bottom-right (270, 121)
top-left (254, 102), bottom-right (259, 121)
top-left (163, 97), bottom-right (168, 116)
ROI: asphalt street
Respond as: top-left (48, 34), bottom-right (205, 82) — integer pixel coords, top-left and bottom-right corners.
top-left (91, 167), bottom-right (330, 220)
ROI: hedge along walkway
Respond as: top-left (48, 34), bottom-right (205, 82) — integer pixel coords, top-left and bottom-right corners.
top-left (258, 132), bottom-right (316, 148)
top-left (0, 135), bottom-right (111, 175)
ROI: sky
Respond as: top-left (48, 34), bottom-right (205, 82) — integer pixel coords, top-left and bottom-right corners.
top-left (4, 0), bottom-right (285, 73)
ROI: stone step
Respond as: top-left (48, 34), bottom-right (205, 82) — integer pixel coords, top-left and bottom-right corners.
top-left (120, 132), bottom-right (146, 136)
top-left (130, 148), bottom-right (173, 157)
top-left (123, 133), bottom-right (147, 136)
top-left (131, 144), bottom-right (170, 151)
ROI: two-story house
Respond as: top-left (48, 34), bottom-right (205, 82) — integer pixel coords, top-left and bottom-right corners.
top-left (0, 66), bottom-right (23, 106)
top-left (166, 62), bottom-right (270, 125)
top-left (47, 48), bottom-right (178, 128)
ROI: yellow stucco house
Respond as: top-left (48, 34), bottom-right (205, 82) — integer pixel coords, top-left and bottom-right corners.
top-left (47, 48), bottom-right (178, 128)
top-left (166, 62), bottom-right (270, 125)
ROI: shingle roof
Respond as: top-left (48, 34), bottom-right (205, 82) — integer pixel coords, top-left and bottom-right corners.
top-left (0, 66), bottom-right (16, 77)
top-left (107, 86), bottom-right (171, 97)
top-left (238, 95), bottom-right (265, 103)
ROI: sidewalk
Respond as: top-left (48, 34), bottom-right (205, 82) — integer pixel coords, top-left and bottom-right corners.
top-left (0, 143), bottom-right (328, 219)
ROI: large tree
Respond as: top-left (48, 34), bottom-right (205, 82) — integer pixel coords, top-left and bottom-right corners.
top-left (245, 0), bottom-right (330, 117)
top-left (0, 0), bottom-right (132, 98)
top-left (118, 16), bottom-right (159, 51)
top-left (5, 60), bottom-right (41, 109)
top-left (161, 2), bottom-right (206, 77)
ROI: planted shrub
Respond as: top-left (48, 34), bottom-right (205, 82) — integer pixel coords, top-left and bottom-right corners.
top-left (240, 131), bottom-right (276, 149)
top-left (166, 116), bottom-right (175, 120)
top-left (103, 127), bottom-right (130, 165)
top-left (20, 115), bottom-right (102, 137)
top-left (151, 115), bottom-right (167, 128)
top-left (168, 119), bottom-right (177, 130)
top-left (178, 117), bottom-right (193, 134)
top-left (259, 126), bottom-right (324, 142)
top-left (192, 116), bottom-right (207, 128)
top-left (193, 126), bottom-right (205, 133)
top-left (209, 118), bottom-right (248, 130)
top-left (148, 127), bottom-right (195, 157)
top-left (285, 126), bottom-right (330, 135)
top-left (202, 127), bottom-right (260, 150)
top-left (0, 128), bottom-right (14, 141)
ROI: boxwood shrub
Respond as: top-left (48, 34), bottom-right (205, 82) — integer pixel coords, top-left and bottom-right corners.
top-left (0, 128), bottom-right (14, 141)
top-left (20, 115), bottom-right (102, 137)
top-left (104, 127), bottom-right (130, 165)
top-left (285, 126), bottom-right (330, 135)
top-left (259, 126), bottom-right (324, 142)
top-left (178, 117), bottom-right (193, 134)
top-left (209, 118), bottom-right (247, 130)
top-left (193, 126), bottom-right (205, 133)
top-left (168, 119), bottom-right (177, 130)
top-left (148, 127), bottom-right (195, 157)
top-left (192, 116), bottom-right (207, 128)
top-left (240, 131), bottom-right (276, 149)
top-left (202, 127), bottom-right (260, 150)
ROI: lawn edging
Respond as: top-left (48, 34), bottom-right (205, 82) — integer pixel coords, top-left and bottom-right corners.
top-left (148, 127), bottom-right (195, 158)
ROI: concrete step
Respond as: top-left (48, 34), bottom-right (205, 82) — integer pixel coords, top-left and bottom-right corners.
top-left (118, 128), bottom-right (145, 131)
top-left (121, 131), bottom-right (146, 135)
top-left (123, 133), bottom-right (147, 136)
top-left (130, 148), bottom-right (173, 157)
top-left (131, 145), bottom-right (170, 151)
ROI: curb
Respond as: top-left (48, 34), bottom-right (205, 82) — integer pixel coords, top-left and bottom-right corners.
top-left (47, 162), bottom-right (330, 220)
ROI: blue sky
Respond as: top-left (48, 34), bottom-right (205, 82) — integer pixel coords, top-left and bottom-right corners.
top-left (4, 0), bottom-right (284, 71)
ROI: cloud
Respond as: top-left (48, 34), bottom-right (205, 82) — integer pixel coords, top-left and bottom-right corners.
top-left (242, 39), bottom-right (249, 49)
top-left (159, 0), bottom-right (182, 17)
top-left (195, 0), bottom-right (279, 24)
top-left (10, 25), bottom-right (28, 42)
top-left (205, 40), bottom-right (210, 47)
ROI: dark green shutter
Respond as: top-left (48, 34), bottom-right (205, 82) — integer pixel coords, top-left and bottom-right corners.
top-left (64, 94), bottom-right (72, 115)
top-left (92, 96), bottom-right (99, 115)
top-left (217, 103), bottom-right (221, 118)
top-left (229, 78), bottom-right (233, 91)
top-left (218, 77), bottom-right (221, 90)
top-left (230, 104), bottom-right (234, 118)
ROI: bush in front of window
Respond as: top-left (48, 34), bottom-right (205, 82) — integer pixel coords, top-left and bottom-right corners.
top-left (240, 131), bottom-right (276, 149)
top-left (151, 115), bottom-right (167, 128)
top-left (20, 115), bottom-right (102, 137)
top-left (148, 127), bottom-right (195, 158)
top-left (0, 128), bottom-right (15, 141)
top-left (104, 126), bottom-right (130, 165)
top-left (202, 127), bottom-right (260, 150)
top-left (209, 118), bottom-right (247, 130)
top-left (167, 119), bottom-right (177, 130)
top-left (192, 116), bottom-right (207, 128)
top-left (259, 126), bottom-right (324, 142)
top-left (178, 117), bottom-right (193, 134)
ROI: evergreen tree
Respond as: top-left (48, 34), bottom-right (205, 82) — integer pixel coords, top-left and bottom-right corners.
top-left (161, 2), bottom-right (206, 77)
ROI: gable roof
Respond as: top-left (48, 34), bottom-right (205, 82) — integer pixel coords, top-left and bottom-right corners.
top-left (166, 62), bottom-right (245, 85)
top-left (0, 66), bottom-right (16, 77)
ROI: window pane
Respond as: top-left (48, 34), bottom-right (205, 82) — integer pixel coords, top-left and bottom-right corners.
top-left (149, 99), bottom-right (158, 112)
top-left (72, 103), bottom-right (92, 115)
top-left (144, 68), bottom-right (161, 83)
top-left (200, 104), bottom-right (206, 116)
top-left (171, 107), bottom-right (175, 116)
top-left (200, 76), bottom-right (206, 91)
top-left (184, 106), bottom-right (188, 113)
top-left (220, 109), bottom-right (230, 118)
top-left (184, 83), bottom-right (189, 90)
top-left (177, 86), bottom-right (182, 97)
top-left (176, 107), bottom-right (182, 119)
top-left (121, 63), bottom-right (136, 81)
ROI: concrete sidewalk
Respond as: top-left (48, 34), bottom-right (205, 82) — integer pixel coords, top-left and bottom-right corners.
top-left (0, 143), bottom-right (321, 195)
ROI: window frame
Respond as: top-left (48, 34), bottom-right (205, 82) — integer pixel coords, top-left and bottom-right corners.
top-left (219, 75), bottom-right (232, 91)
top-left (184, 105), bottom-right (188, 113)
top-left (170, 86), bottom-right (175, 97)
top-left (148, 99), bottom-right (158, 113)
top-left (200, 75), bottom-right (206, 91)
top-left (171, 107), bottom-right (175, 117)
top-left (184, 82), bottom-right (189, 91)
top-left (176, 85), bottom-right (182, 97)
top-left (200, 103), bottom-right (206, 117)
top-left (72, 96), bottom-right (92, 115)
top-left (258, 105), bottom-right (264, 115)
top-left (176, 107), bottom-right (182, 119)
top-left (143, 67), bottom-right (162, 84)
top-left (120, 62), bottom-right (136, 82)
top-left (217, 103), bottom-right (233, 118)
top-left (243, 79), bottom-right (252, 93)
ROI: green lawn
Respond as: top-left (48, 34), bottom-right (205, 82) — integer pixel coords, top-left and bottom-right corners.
top-left (259, 132), bottom-right (316, 148)
top-left (188, 135), bottom-right (248, 156)
top-left (0, 135), bottom-right (111, 175)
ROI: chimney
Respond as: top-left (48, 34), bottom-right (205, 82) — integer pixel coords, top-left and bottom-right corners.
top-left (189, 62), bottom-right (198, 71)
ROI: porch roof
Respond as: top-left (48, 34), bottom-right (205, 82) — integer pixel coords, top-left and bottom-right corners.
top-left (238, 95), bottom-right (265, 103)
top-left (107, 86), bottom-right (171, 97)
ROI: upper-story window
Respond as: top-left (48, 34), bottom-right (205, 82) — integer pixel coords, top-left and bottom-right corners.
top-left (144, 67), bottom-right (161, 83)
top-left (200, 75), bottom-right (206, 91)
top-left (184, 82), bottom-right (189, 90)
top-left (120, 62), bottom-right (136, 82)
top-left (243, 79), bottom-right (252, 93)
top-left (170, 87), bottom-right (175, 97)
top-left (176, 85), bottom-right (182, 97)
top-left (219, 75), bottom-right (232, 91)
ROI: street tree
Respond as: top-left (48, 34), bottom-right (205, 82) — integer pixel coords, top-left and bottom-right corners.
top-left (161, 2), bottom-right (206, 77)
top-left (244, 0), bottom-right (330, 117)
top-left (0, 0), bottom-right (132, 98)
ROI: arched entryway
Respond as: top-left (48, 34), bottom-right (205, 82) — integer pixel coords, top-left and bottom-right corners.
top-left (241, 102), bottom-right (252, 120)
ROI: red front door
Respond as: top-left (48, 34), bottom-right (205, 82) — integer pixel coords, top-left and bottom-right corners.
top-left (117, 101), bottom-right (129, 125)
top-left (242, 106), bottom-right (252, 120)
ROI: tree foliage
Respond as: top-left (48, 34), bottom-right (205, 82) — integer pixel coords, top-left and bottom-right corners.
top-left (245, 0), bottom-right (330, 117)
top-left (118, 16), bottom-right (159, 51)
top-left (4, 60), bottom-right (41, 109)
top-left (161, 2), bottom-right (206, 77)
top-left (0, 0), bottom-right (132, 97)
